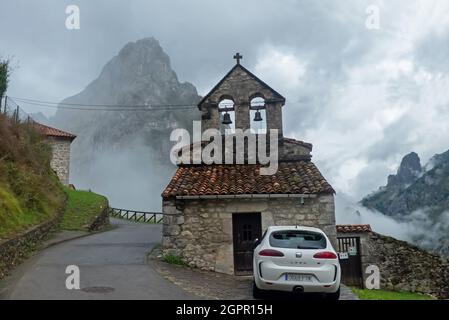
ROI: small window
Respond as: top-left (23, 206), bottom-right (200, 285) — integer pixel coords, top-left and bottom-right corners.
top-left (269, 230), bottom-right (327, 249)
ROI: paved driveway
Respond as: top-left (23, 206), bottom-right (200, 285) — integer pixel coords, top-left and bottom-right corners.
top-left (0, 219), bottom-right (194, 300)
top-left (0, 219), bottom-right (358, 300)
top-left (149, 255), bottom-right (358, 300)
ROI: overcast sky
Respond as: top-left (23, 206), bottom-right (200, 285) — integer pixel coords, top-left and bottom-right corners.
top-left (1, 0), bottom-right (449, 199)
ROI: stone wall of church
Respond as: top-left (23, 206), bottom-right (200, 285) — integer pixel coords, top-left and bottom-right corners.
top-left (161, 194), bottom-right (336, 275)
top-left (280, 140), bottom-right (312, 160)
top-left (265, 102), bottom-right (283, 136)
top-left (47, 137), bottom-right (71, 185)
top-left (201, 66), bottom-right (284, 136)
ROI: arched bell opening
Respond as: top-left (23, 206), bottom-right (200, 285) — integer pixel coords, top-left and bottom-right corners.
top-left (218, 98), bottom-right (235, 134)
top-left (250, 97), bottom-right (266, 134)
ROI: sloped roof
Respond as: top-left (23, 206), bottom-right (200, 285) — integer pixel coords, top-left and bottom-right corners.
top-left (336, 225), bottom-right (372, 234)
top-left (34, 122), bottom-right (76, 141)
top-left (162, 161), bottom-right (334, 199)
top-left (174, 137), bottom-right (313, 164)
top-left (282, 137), bottom-right (313, 151)
top-left (198, 63), bottom-right (286, 108)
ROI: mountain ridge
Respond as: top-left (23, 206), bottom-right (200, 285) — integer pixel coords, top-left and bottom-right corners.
top-left (361, 149), bottom-right (449, 256)
top-left (51, 37), bottom-right (201, 210)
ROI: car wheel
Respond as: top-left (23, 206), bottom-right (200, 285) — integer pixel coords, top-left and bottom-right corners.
top-left (325, 287), bottom-right (340, 301)
top-left (252, 281), bottom-right (266, 299)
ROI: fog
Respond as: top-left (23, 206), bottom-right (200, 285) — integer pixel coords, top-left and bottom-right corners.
top-left (336, 193), bottom-right (449, 255)
top-left (66, 121), bottom-right (449, 255)
top-left (4, 0), bottom-right (449, 202)
top-left (70, 139), bottom-right (175, 212)
top-left (2, 0), bottom-right (449, 253)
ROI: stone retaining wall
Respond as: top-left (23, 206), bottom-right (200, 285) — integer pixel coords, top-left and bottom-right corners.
top-left (88, 206), bottom-right (110, 232)
top-left (0, 204), bottom-right (65, 280)
top-left (0, 201), bottom-right (110, 280)
top-left (367, 232), bottom-right (449, 299)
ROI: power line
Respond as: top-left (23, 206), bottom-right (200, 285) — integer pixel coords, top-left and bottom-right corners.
top-left (12, 101), bottom-right (196, 111)
top-left (8, 96), bottom-right (238, 112)
top-left (1, 95), bottom-right (35, 123)
top-left (11, 96), bottom-right (199, 109)
top-left (9, 96), bottom-right (200, 111)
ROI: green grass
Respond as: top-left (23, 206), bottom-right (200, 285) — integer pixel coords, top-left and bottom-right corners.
top-left (0, 183), bottom-right (60, 239)
top-left (0, 114), bottom-right (66, 240)
top-left (352, 288), bottom-right (435, 300)
top-left (60, 188), bottom-right (108, 231)
top-left (162, 253), bottom-right (187, 266)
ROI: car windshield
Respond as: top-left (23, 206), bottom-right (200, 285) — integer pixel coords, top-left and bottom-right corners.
top-left (269, 230), bottom-right (326, 249)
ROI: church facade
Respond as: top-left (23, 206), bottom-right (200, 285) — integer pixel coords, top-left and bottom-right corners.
top-left (161, 54), bottom-right (336, 275)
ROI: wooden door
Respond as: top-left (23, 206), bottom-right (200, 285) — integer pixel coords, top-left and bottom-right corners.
top-left (232, 213), bottom-right (261, 275)
top-left (337, 236), bottom-right (363, 287)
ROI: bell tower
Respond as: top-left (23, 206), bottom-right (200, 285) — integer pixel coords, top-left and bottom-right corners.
top-left (198, 53), bottom-right (285, 138)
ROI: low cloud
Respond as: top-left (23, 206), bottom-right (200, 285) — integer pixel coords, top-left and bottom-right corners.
top-left (336, 194), bottom-right (449, 255)
top-left (71, 139), bottom-right (174, 212)
top-left (336, 193), bottom-right (414, 242)
top-left (3, 0), bottom-right (449, 209)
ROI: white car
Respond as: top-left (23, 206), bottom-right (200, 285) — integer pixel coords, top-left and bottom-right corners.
top-left (253, 226), bottom-right (341, 300)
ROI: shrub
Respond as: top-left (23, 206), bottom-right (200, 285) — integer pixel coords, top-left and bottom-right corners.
top-left (162, 253), bottom-right (187, 266)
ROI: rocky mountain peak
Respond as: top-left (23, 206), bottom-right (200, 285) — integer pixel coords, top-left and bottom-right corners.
top-left (361, 148), bottom-right (449, 257)
top-left (387, 151), bottom-right (422, 187)
top-left (86, 37), bottom-right (189, 108)
top-left (121, 37), bottom-right (164, 56)
top-left (114, 37), bottom-right (172, 78)
top-left (50, 37), bottom-right (201, 211)
top-left (428, 149), bottom-right (449, 169)
top-left (52, 37), bottom-right (200, 130)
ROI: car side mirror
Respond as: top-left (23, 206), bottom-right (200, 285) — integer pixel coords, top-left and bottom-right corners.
top-left (253, 238), bottom-right (261, 249)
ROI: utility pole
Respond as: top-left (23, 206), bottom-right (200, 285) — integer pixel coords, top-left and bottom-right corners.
top-left (15, 106), bottom-right (19, 123)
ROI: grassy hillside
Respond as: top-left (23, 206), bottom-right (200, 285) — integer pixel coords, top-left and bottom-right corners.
top-left (0, 114), bottom-right (65, 240)
top-left (60, 188), bottom-right (108, 231)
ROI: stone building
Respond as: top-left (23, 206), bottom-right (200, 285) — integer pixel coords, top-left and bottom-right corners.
top-left (161, 54), bottom-right (336, 275)
top-left (335, 224), bottom-right (374, 288)
top-left (34, 122), bottom-right (76, 185)
top-left (336, 224), bottom-right (449, 299)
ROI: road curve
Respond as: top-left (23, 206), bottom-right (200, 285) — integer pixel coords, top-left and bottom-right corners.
top-left (0, 219), bottom-right (195, 300)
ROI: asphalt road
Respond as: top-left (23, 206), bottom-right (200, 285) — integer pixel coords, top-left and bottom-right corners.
top-left (0, 219), bottom-right (194, 300)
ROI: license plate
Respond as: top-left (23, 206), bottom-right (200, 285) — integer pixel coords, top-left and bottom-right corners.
top-left (285, 274), bottom-right (312, 282)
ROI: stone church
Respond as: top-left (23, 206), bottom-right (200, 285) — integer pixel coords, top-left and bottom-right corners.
top-left (162, 54), bottom-right (336, 275)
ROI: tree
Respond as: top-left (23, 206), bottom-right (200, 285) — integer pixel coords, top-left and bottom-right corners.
top-left (0, 58), bottom-right (11, 100)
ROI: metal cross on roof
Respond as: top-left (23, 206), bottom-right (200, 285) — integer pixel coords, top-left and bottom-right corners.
top-left (233, 52), bottom-right (242, 64)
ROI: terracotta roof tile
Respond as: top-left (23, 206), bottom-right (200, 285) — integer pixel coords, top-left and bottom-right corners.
top-left (336, 224), bottom-right (372, 233)
top-left (162, 161), bottom-right (334, 198)
top-left (34, 122), bottom-right (76, 141)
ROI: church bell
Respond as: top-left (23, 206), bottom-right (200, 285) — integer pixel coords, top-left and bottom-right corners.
top-left (222, 112), bottom-right (233, 125)
top-left (253, 110), bottom-right (263, 122)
